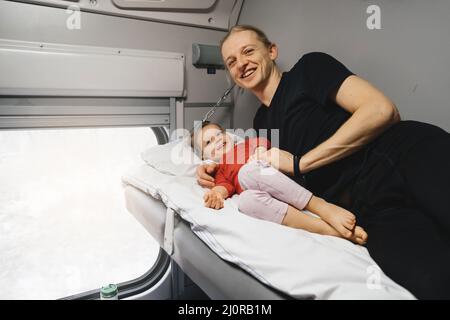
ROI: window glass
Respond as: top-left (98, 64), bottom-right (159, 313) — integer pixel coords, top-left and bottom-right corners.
top-left (0, 127), bottom-right (160, 299)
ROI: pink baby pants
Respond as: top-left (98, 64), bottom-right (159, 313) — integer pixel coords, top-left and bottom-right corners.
top-left (237, 160), bottom-right (313, 224)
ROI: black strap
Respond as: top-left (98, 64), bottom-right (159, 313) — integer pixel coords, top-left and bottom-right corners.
top-left (293, 154), bottom-right (301, 178)
top-left (294, 154), bottom-right (307, 186)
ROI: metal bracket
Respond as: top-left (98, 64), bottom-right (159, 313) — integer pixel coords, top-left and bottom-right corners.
top-left (163, 207), bottom-right (175, 255)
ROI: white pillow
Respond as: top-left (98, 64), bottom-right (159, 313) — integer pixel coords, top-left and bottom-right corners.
top-left (141, 132), bottom-right (243, 177)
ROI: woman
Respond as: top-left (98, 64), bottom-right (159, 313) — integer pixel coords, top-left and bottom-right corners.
top-left (196, 25), bottom-right (450, 299)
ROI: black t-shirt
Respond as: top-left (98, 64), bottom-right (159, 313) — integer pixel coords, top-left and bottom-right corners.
top-left (253, 52), bottom-right (366, 204)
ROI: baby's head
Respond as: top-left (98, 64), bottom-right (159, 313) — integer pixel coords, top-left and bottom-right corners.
top-left (191, 121), bottom-right (234, 162)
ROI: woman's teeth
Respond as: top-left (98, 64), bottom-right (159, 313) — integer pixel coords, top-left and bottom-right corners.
top-left (242, 68), bottom-right (256, 79)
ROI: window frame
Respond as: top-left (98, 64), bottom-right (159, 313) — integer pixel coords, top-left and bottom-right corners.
top-left (0, 97), bottom-right (172, 129)
top-left (63, 249), bottom-right (171, 300)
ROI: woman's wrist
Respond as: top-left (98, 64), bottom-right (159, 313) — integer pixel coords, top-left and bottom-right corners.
top-left (299, 156), bottom-right (309, 174)
top-left (293, 155), bottom-right (309, 180)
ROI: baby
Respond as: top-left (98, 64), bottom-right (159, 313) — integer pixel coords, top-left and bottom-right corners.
top-left (192, 122), bottom-right (368, 245)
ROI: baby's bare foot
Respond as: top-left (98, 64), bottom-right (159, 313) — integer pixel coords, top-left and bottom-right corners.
top-left (348, 226), bottom-right (368, 245)
top-left (325, 205), bottom-right (356, 238)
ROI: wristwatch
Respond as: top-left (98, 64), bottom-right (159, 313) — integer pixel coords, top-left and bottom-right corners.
top-left (293, 155), bottom-right (301, 177)
top-left (293, 155), bottom-right (307, 185)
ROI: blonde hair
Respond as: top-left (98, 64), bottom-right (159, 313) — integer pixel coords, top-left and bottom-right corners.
top-left (220, 25), bottom-right (272, 51)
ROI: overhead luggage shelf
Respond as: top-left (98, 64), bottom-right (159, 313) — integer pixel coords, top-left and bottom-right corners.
top-left (14, 0), bottom-right (244, 30)
top-left (0, 39), bottom-right (185, 97)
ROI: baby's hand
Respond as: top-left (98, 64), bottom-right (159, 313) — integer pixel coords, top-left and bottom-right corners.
top-left (203, 190), bottom-right (224, 210)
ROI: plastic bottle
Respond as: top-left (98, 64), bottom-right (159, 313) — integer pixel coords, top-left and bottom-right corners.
top-left (100, 284), bottom-right (118, 300)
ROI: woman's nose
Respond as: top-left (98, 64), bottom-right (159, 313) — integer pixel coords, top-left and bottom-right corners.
top-left (236, 57), bottom-right (248, 72)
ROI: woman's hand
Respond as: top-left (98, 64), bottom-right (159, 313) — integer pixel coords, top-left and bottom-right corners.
top-left (203, 190), bottom-right (224, 210)
top-left (196, 163), bottom-right (218, 188)
top-left (254, 147), bottom-right (295, 175)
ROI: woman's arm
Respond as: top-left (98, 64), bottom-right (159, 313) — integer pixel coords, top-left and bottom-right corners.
top-left (299, 75), bottom-right (401, 173)
top-left (259, 75), bottom-right (401, 175)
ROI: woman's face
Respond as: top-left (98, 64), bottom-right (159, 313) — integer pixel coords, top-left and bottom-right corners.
top-left (221, 30), bottom-right (278, 91)
top-left (196, 125), bottom-right (233, 162)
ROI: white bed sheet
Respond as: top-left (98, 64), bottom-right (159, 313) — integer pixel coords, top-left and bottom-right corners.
top-left (122, 164), bottom-right (415, 300)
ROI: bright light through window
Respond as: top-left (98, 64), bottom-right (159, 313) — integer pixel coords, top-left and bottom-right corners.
top-left (0, 127), bottom-right (161, 299)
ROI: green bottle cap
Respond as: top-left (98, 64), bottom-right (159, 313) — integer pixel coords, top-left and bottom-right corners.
top-left (100, 284), bottom-right (118, 298)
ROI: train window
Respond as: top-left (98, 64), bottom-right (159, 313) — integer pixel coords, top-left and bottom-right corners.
top-left (0, 126), bottom-right (160, 299)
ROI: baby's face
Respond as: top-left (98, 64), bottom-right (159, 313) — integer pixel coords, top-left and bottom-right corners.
top-left (196, 125), bottom-right (233, 162)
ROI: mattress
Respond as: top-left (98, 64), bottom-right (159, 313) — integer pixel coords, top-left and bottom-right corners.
top-left (124, 184), bottom-right (292, 299)
top-left (121, 164), bottom-right (415, 300)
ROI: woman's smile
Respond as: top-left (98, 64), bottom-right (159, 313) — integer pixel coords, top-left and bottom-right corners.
top-left (241, 67), bottom-right (257, 80)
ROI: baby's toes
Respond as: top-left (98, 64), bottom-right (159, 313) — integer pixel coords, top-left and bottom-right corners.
top-left (338, 225), bottom-right (353, 238)
top-left (344, 218), bottom-right (356, 229)
top-left (347, 215), bottom-right (356, 225)
top-left (354, 236), bottom-right (366, 245)
top-left (354, 226), bottom-right (366, 236)
top-left (345, 210), bottom-right (355, 218)
top-left (355, 226), bottom-right (368, 242)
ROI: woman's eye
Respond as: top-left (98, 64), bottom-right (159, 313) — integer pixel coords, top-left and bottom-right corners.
top-left (245, 49), bottom-right (254, 55)
top-left (228, 61), bottom-right (235, 68)
top-left (206, 140), bottom-right (210, 146)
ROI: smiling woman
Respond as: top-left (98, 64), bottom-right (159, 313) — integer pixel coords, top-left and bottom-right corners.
top-left (193, 23), bottom-right (450, 299)
top-left (220, 25), bottom-right (282, 107)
